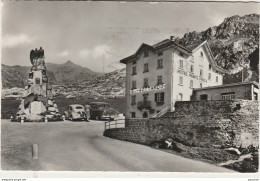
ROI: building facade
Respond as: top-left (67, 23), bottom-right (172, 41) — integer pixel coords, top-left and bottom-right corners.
top-left (192, 81), bottom-right (259, 101)
top-left (120, 39), bottom-right (229, 119)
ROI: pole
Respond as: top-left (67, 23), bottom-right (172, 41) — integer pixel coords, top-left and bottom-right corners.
top-left (103, 53), bottom-right (104, 74)
top-left (32, 144), bottom-right (38, 159)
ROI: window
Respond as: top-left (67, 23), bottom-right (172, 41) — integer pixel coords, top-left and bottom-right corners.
top-left (190, 65), bottom-right (194, 73)
top-left (132, 67), bottom-right (137, 75)
top-left (179, 52), bottom-right (184, 57)
top-left (200, 69), bottom-right (203, 77)
top-left (190, 80), bottom-right (193, 88)
top-left (157, 75), bottom-right (163, 85)
top-left (179, 60), bottom-right (183, 69)
top-left (29, 72), bottom-right (33, 79)
top-left (155, 92), bottom-right (164, 102)
top-left (200, 52), bottom-right (203, 57)
top-left (179, 76), bottom-right (183, 86)
top-left (157, 59), bottom-right (163, 69)
top-left (132, 81), bottom-right (136, 89)
top-left (178, 93), bottom-right (183, 101)
top-left (144, 49), bottom-right (149, 57)
top-left (143, 63), bottom-right (149, 73)
top-left (221, 92), bottom-right (235, 100)
top-left (209, 64), bottom-right (212, 70)
top-left (143, 94), bottom-right (149, 102)
top-left (158, 52), bottom-right (163, 56)
top-left (131, 112), bottom-right (136, 118)
top-left (132, 60), bottom-right (136, 65)
top-left (208, 73), bottom-right (211, 80)
top-left (216, 76), bottom-right (219, 82)
top-left (143, 78), bottom-right (149, 88)
top-left (254, 92), bottom-right (258, 100)
top-left (131, 95), bottom-right (136, 105)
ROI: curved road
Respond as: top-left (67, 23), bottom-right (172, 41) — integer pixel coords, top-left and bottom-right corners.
top-left (1, 119), bottom-right (236, 172)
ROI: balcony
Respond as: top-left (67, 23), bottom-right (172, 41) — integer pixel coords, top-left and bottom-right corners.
top-left (137, 101), bottom-right (151, 110)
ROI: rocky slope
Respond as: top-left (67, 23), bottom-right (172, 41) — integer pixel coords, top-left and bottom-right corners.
top-left (52, 68), bottom-right (126, 99)
top-left (175, 14), bottom-right (259, 83)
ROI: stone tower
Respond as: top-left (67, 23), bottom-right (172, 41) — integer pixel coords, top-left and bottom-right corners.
top-left (16, 47), bottom-right (60, 121)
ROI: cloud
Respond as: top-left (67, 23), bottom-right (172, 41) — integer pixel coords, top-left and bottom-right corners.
top-left (58, 50), bottom-right (69, 57)
top-left (79, 45), bottom-right (112, 59)
top-left (79, 49), bottom-right (90, 58)
top-left (2, 33), bottom-right (34, 48)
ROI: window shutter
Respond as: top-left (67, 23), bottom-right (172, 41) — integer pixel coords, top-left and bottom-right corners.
top-left (155, 93), bottom-right (157, 102)
top-left (161, 92), bottom-right (164, 102)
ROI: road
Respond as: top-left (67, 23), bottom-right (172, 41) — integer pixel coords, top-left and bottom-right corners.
top-left (1, 119), bottom-right (236, 172)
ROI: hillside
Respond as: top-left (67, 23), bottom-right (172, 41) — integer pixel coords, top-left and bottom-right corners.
top-left (52, 68), bottom-right (126, 99)
top-left (174, 14), bottom-right (259, 83)
top-left (45, 60), bottom-right (100, 84)
top-left (1, 61), bottom-right (100, 88)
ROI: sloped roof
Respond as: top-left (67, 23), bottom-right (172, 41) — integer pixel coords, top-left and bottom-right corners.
top-left (185, 42), bottom-right (203, 51)
top-left (119, 39), bottom-right (229, 74)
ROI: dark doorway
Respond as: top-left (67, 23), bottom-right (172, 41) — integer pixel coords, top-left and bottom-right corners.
top-left (200, 94), bottom-right (208, 100)
top-left (143, 111), bottom-right (148, 118)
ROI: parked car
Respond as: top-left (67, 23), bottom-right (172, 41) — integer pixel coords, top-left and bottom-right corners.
top-left (89, 102), bottom-right (119, 121)
top-left (64, 104), bottom-right (88, 121)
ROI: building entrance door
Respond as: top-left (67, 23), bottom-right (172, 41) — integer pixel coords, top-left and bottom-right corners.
top-left (143, 111), bottom-right (148, 118)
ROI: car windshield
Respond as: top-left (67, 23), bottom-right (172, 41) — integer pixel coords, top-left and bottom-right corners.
top-left (75, 106), bottom-right (84, 109)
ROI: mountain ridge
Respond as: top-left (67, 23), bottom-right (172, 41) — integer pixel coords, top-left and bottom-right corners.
top-left (1, 13), bottom-right (259, 98)
top-left (1, 61), bottom-right (101, 88)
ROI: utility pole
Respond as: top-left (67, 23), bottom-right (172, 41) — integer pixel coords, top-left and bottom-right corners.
top-left (103, 53), bottom-right (104, 74)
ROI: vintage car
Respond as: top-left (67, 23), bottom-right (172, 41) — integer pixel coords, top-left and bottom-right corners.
top-left (89, 102), bottom-right (119, 120)
top-left (64, 104), bottom-right (88, 121)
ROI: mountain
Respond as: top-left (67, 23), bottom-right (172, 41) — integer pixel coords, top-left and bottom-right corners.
top-left (174, 14), bottom-right (259, 83)
top-left (45, 60), bottom-right (100, 85)
top-left (1, 61), bottom-right (100, 88)
top-left (2, 14), bottom-right (259, 97)
top-left (52, 68), bottom-right (126, 99)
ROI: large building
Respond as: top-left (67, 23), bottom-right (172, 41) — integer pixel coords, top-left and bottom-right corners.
top-left (120, 39), bottom-right (229, 119)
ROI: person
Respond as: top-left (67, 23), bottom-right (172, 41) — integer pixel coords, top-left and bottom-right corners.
top-left (84, 102), bottom-right (91, 121)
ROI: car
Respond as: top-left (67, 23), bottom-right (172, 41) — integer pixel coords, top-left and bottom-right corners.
top-left (64, 104), bottom-right (88, 121)
top-left (89, 102), bottom-right (119, 121)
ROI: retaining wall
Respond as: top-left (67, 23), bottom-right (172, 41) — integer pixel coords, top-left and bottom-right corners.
top-left (104, 100), bottom-right (259, 148)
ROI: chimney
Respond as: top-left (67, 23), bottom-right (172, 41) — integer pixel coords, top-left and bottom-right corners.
top-left (170, 36), bottom-right (175, 41)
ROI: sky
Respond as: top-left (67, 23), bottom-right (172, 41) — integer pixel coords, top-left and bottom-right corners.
top-left (1, 1), bottom-right (259, 73)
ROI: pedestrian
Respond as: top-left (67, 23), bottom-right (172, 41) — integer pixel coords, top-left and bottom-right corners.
top-left (85, 102), bottom-right (91, 121)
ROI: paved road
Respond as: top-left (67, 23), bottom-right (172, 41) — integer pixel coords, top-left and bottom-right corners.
top-left (1, 119), bottom-right (236, 172)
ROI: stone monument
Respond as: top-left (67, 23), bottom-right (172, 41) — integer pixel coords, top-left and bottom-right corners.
top-left (16, 47), bottom-right (60, 122)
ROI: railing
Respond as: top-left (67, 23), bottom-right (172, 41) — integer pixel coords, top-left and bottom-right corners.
top-left (152, 103), bottom-right (175, 118)
top-left (137, 101), bottom-right (151, 110)
top-left (105, 119), bottom-right (125, 130)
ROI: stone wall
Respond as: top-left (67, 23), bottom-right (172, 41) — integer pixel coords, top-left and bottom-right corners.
top-left (104, 100), bottom-right (259, 148)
